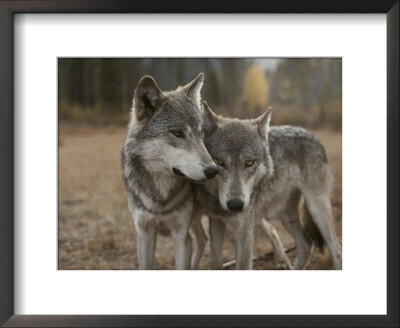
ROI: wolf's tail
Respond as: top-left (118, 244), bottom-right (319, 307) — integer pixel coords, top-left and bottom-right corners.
top-left (301, 199), bottom-right (324, 252)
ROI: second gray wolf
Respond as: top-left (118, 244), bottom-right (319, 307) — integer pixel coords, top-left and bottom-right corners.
top-left (122, 74), bottom-right (219, 270)
top-left (191, 102), bottom-right (342, 270)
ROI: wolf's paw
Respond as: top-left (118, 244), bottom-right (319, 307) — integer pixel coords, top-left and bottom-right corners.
top-left (275, 260), bottom-right (293, 270)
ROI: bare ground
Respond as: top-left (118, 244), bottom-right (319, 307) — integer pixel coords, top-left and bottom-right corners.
top-left (58, 126), bottom-right (342, 270)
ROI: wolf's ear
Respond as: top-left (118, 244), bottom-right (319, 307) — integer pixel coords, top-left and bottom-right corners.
top-left (134, 76), bottom-right (165, 121)
top-left (182, 73), bottom-right (204, 108)
top-left (202, 101), bottom-right (219, 134)
top-left (255, 107), bottom-right (272, 139)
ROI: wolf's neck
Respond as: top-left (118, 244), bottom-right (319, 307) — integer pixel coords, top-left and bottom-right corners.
top-left (146, 168), bottom-right (184, 199)
top-left (132, 155), bottom-right (186, 204)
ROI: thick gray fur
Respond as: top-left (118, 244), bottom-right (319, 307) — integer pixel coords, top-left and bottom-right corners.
top-left (122, 74), bottom-right (218, 270)
top-left (192, 103), bottom-right (342, 270)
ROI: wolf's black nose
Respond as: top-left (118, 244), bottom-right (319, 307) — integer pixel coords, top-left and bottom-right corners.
top-left (204, 166), bottom-right (219, 179)
top-left (227, 199), bottom-right (244, 212)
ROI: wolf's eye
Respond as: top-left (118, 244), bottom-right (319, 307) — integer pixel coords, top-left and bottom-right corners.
top-left (215, 158), bottom-right (225, 167)
top-left (171, 130), bottom-right (184, 138)
top-left (245, 160), bottom-right (255, 167)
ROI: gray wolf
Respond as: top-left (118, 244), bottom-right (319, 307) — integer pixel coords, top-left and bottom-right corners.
top-left (122, 74), bottom-right (219, 270)
top-left (192, 102), bottom-right (342, 270)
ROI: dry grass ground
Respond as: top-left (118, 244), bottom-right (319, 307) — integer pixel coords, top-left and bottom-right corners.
top-left (58, 125), bottom-right (342, 270)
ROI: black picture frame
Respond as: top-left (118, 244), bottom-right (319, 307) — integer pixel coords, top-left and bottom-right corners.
top-left (0, 1), bottom-right (398, 327)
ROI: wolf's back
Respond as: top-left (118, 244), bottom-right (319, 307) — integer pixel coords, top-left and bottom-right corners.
top-left (268, 125), bottom-right (328, 168)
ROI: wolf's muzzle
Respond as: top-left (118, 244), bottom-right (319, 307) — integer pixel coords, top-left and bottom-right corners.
top-left (203, 166), bottom-right (219, 179)
top-left (227, 199), bottom-right (244, 212)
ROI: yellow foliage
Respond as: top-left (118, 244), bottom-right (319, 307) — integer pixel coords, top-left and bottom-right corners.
top-left (243, 64), bottom-right (269, 111)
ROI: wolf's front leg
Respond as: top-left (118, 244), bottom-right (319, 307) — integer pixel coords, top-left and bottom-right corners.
top-left (191, 208), bottom-right (208, 270)
top-left (233, 219), bottom-right (253, 270)
top-left (170, 215), bottom-right (192, 270)
top-left (209, 218), bottom-right (225, 269)
top-left (134, 217), bottom-right (157, 270)
top-left (171, 229), bottom-right (192, 270)
top-left (256, 218), bottom-right (293, 269)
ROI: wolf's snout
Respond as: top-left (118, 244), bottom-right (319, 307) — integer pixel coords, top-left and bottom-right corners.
top-left (204, 166), bottom-right (219, 179)
top-left (172, 167), bottom-right (185, 177)
top-left (227, 199), bottom-right (244, 212)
